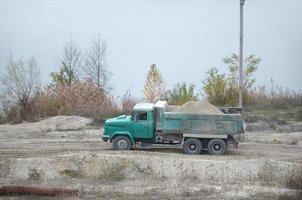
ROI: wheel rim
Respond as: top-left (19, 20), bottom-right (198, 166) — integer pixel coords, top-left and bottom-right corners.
top-left (189, 144), bottom-right (196, 151)
top-left (212, 143), bottom-right (222, 153)
top-left (117, 139), bottom-right (128, 150)
top-left (187, 142), bottom-right (198, 153)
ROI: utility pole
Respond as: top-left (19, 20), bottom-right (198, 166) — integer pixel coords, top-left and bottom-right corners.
top-left (239, 0), bottom-right (245, 108)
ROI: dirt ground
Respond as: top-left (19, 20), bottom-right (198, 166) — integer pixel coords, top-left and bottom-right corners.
top-left (0, 116), bottom-right (302, 199)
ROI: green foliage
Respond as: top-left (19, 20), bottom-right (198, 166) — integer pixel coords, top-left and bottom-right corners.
top-left (223, 54), bottom-right (260, 89)
top-left (202, 68), bottom-right (227, 106)
top-left (168, 83), bottom-right (198, 105)
top-left (50, 39), bottom-right (81, 87)
top-left (59, 169), bottom-right (82, 178)
top-left (202, 54), bottom-right (302, 110)
top-left (50, 63), bottom-right (76, 87)
top-left (202, 54), bottom-right (259, 106)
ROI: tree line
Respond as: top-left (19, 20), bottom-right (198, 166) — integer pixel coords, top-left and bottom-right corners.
top-left (143, 54), bottom-right (302, 112)
top-left (0, 35), bottom-right (114, 123)
top-left (1, 37), bottom-right (302, 124)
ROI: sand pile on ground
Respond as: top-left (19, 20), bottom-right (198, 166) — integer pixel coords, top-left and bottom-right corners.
top-left (0, 115), bottom-right (93, 134)
top-left (171, 101), bottom-right (223, 114)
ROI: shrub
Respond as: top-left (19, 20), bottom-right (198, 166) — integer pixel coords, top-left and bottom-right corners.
top-left (167, 83), bottom-right (198, 105)
top-left (99, 164), bottom-right (126, 182)
top-left (120, 90), bottom-right (139, 115)
top-left (28, 168), bottom-right (41, 181)
top-left (59, 169), bottom-right (82, 178)
top-left (245, 85), bottom-right (302, 110)
top-left (296, 109), bottom-right (302, 121)
top-left (37, 79), bottom-right (120, 121)
top-left (0, 79), bottom-right (121, 123)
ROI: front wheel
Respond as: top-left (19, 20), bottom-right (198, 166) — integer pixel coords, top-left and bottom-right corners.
top-left (207, 139), bottom-right (226, 155)
top-left (183, 138), bottom-right (203, 155)
top-left (113, 136), bottom-right (132, 150)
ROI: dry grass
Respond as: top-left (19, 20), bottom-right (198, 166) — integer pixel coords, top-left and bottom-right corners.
top-left (246, 84), bottom-right (302, 111)
top-left (98, 163), bottom-right (126, 182)
top-left (59, 169), bottom-right (83, 178)
top-left (28, 168), bottom-right (40, 181)
top-left (285, 169), bottom-right (302, 190)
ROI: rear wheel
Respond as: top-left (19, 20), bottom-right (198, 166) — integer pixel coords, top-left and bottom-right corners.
top-left (207, 139), bottom-right (226, 155)
top-left (183, 138), bottom-right (203, 155)
top-left (113, 136), bottom-right (132, 150)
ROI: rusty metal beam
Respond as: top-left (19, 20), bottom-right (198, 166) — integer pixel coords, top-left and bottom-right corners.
top-left (0, 186), bottom-right (79, 197)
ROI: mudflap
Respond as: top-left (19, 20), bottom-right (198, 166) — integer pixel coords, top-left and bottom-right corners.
top-left (228, 135), bottom-right (239, 148)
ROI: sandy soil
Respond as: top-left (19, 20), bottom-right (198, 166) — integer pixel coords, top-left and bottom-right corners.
top-left (0, 116), bottom-right (301, 199)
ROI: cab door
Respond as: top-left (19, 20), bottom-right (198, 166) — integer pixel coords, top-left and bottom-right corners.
top-left (133, 111), bottom-right (154, 139)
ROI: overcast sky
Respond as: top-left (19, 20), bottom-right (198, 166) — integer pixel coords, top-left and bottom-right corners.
top-left (0, 0), bottom-right (301, 97)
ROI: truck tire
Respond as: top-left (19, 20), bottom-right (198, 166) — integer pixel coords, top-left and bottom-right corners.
top-left (207, 139), bottom-right (226, 155)
top-left (183, 138), bottom-right (203, 155)
top-left (113, 136), bottom-right (132, 150)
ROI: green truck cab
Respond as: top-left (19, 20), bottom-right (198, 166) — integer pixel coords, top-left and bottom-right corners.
top-left (102, 101), bottom-right (244, 155)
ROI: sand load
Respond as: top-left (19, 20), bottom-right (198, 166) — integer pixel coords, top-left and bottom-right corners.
top-left (170, 100), bottom-right (223, 114)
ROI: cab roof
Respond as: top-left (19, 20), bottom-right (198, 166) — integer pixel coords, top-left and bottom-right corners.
top-left (133, 103), bottom-right (155, 111)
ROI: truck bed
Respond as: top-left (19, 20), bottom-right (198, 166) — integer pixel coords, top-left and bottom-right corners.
top-left (158, 112), bottom-right (244, 136)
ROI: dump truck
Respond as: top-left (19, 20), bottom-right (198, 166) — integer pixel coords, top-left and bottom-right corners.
top-left (102, 101), bottom-right (244, 155)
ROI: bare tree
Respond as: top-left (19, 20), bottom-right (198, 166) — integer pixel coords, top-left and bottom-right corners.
top-left (143, 64), bottom-right (165, 102)
top-left (51, 39), bottom-right (81, 86)
top-left (1, 54), bottom-right (40, 120)
top-left (84, 34), bottom-right (111, 93)
top-left (120, 90), bottom-right (139, 114)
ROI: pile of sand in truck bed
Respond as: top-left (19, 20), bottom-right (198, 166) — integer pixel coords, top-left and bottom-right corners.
top-left (170, 101), bottom-right (223, 114)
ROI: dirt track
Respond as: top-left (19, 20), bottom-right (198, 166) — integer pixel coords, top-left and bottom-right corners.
top-left (0, 117), bottom-right (302, 199)
top-left (0, 129), bottom-right (301, 160)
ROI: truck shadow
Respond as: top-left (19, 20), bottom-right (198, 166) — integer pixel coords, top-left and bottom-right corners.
top-left (135, 147), bottom-right (183, 154)
top-left (133, 147), bottom-right (238, 156)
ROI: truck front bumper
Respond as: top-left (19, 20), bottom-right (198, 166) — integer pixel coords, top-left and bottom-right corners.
top-left (102, 135), bottom-right (110, 142)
